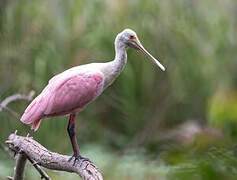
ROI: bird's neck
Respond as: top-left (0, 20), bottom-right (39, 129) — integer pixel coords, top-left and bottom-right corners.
top-left (101, 43), bottom-right (127, 89)
top-left (113, 44), bottom-right (127, 73)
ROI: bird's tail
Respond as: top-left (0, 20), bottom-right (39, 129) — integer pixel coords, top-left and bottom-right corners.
top-left (20, 95), bottom-right (45, 131)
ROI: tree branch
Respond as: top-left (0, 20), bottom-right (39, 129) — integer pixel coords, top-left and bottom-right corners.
top-left (0, 90), bottom-right (35, 110)
top-left (6, 133), bottom-right (103, 180)
top-left (25, 152), bottom-right (51, 180)
top-left (13, 152), bottom-right (27, 180)
top-left (0, 90), bottom-right (35, 119)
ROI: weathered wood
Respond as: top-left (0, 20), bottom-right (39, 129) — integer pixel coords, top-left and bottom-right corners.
top-left (13, 153), bottom-right (27, 180)
top-left (7, 133), bottom-right (103, 180)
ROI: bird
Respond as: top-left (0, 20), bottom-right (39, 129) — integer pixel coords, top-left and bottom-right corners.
top-left (20, 29), bottom-right (165, 163)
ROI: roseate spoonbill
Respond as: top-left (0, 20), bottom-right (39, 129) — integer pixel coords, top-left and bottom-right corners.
top-left (20, 29), bottom-right (165, 163)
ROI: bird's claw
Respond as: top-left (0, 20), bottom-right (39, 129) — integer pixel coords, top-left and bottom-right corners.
top-left (68, 154), bottom-right (91, 166)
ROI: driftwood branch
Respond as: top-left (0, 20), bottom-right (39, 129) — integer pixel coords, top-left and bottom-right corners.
top-left (6, 133), bottom-right (103, 180)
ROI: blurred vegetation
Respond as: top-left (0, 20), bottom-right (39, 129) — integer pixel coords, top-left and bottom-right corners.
top-left (0, 0), bottom-right (237, 179)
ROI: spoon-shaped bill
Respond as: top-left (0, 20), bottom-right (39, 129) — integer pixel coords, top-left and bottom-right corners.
top-left (134, 40), bottom-right (165, 71)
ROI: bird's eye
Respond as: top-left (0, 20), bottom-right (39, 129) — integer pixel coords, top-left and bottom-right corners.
top-left (129, 35), bottom-right (135, 39)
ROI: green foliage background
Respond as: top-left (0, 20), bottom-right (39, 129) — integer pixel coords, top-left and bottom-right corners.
top-left (0, 0), bottom-right (237, 179)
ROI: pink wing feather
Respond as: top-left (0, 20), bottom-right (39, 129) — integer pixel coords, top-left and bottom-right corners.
top-left (21, 71), bottom-right (104, 131)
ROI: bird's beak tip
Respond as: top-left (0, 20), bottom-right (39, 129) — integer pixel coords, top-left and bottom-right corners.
top-left (133, 39), bottom-right (166, 72)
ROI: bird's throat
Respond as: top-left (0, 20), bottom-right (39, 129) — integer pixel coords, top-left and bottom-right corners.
top-left (102, 46), bottom-right (127, 89)
top-left (114, 46), bottom-right (127, 73)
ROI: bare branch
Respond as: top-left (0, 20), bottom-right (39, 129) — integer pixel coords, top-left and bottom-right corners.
top-left (0, 90), bottom-right (35, 119)
top-left (4, 133), bottom-right (50, 180)
top-left (25, 154), bottom-right (51, 180)
top-left (0, 90), bottom-right (35, 110)
top-left (7, 133), bottom-right (103, 180)
top-left (13, 152), bottom-right (27, 180)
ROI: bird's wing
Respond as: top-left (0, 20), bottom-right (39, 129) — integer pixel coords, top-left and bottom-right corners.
top-left (21, 69), bottom-right (104, 131)
top-left (44, 71), bottom-right (104, 116)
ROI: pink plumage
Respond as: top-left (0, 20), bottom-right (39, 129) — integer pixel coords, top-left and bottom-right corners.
top-left (21, 70), bottom-right (104, 131)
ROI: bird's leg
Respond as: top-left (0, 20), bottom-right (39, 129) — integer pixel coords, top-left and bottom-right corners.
top-left (67, 113), bottom-right (80, 154)
top-left (67, 113), bottom-right (89, 165)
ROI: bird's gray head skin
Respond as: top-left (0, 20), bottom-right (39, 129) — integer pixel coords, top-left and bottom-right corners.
top-left (115, 29), bottom-right (140, 50)
top-left (115, 28), bottom-right (166, 71)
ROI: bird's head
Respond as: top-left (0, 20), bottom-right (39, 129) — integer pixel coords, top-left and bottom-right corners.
top-left (115, 29), bottom-right (165, 71)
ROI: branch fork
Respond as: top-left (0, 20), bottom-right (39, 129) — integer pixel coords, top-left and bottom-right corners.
top-left (6, 133), bottom-right (103, 180)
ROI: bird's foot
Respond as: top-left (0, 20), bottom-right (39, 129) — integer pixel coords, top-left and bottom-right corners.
top-left (68, 153), bottom-right (91, 165)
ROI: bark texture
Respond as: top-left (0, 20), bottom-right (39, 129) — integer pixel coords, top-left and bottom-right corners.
top-left (6, 133), bottom-right (103, 180)
top-left (13, 153), bottom-right (27, 180)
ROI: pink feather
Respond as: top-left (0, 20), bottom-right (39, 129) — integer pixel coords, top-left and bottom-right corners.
top-left (21, 71), bottom-right (104, 131)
